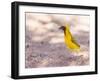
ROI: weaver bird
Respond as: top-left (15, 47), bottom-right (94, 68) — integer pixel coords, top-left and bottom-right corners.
top-left (59, 24), bottom-right (80, 52)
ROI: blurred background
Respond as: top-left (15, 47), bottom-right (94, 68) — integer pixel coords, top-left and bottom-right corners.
top-left (25, 13), bottom-right (90, 68)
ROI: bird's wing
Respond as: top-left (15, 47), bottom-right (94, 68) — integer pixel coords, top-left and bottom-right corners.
top-left (71, 38), bottom-right (80, 48)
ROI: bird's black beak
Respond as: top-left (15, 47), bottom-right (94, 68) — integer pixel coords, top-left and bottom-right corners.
top-left (59, 26), bottom-right (65, 30)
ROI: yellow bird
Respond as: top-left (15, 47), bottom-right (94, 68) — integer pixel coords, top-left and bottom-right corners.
top-left (59, 24), bottom-right (80, 52)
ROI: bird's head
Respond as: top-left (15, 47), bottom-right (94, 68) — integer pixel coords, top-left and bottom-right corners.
top-left (59, 26), bottom-right (65, 31)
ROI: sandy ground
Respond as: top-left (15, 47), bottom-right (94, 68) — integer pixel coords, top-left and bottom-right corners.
top-left (25, 13), bottom-right (89, 68)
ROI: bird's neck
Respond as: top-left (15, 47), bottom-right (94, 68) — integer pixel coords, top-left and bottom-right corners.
top-left (64, 26), bottom-right (68, 35)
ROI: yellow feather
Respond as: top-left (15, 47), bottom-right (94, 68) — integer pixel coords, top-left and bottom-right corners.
top-left (64, 24), bottom-right (80, 52)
